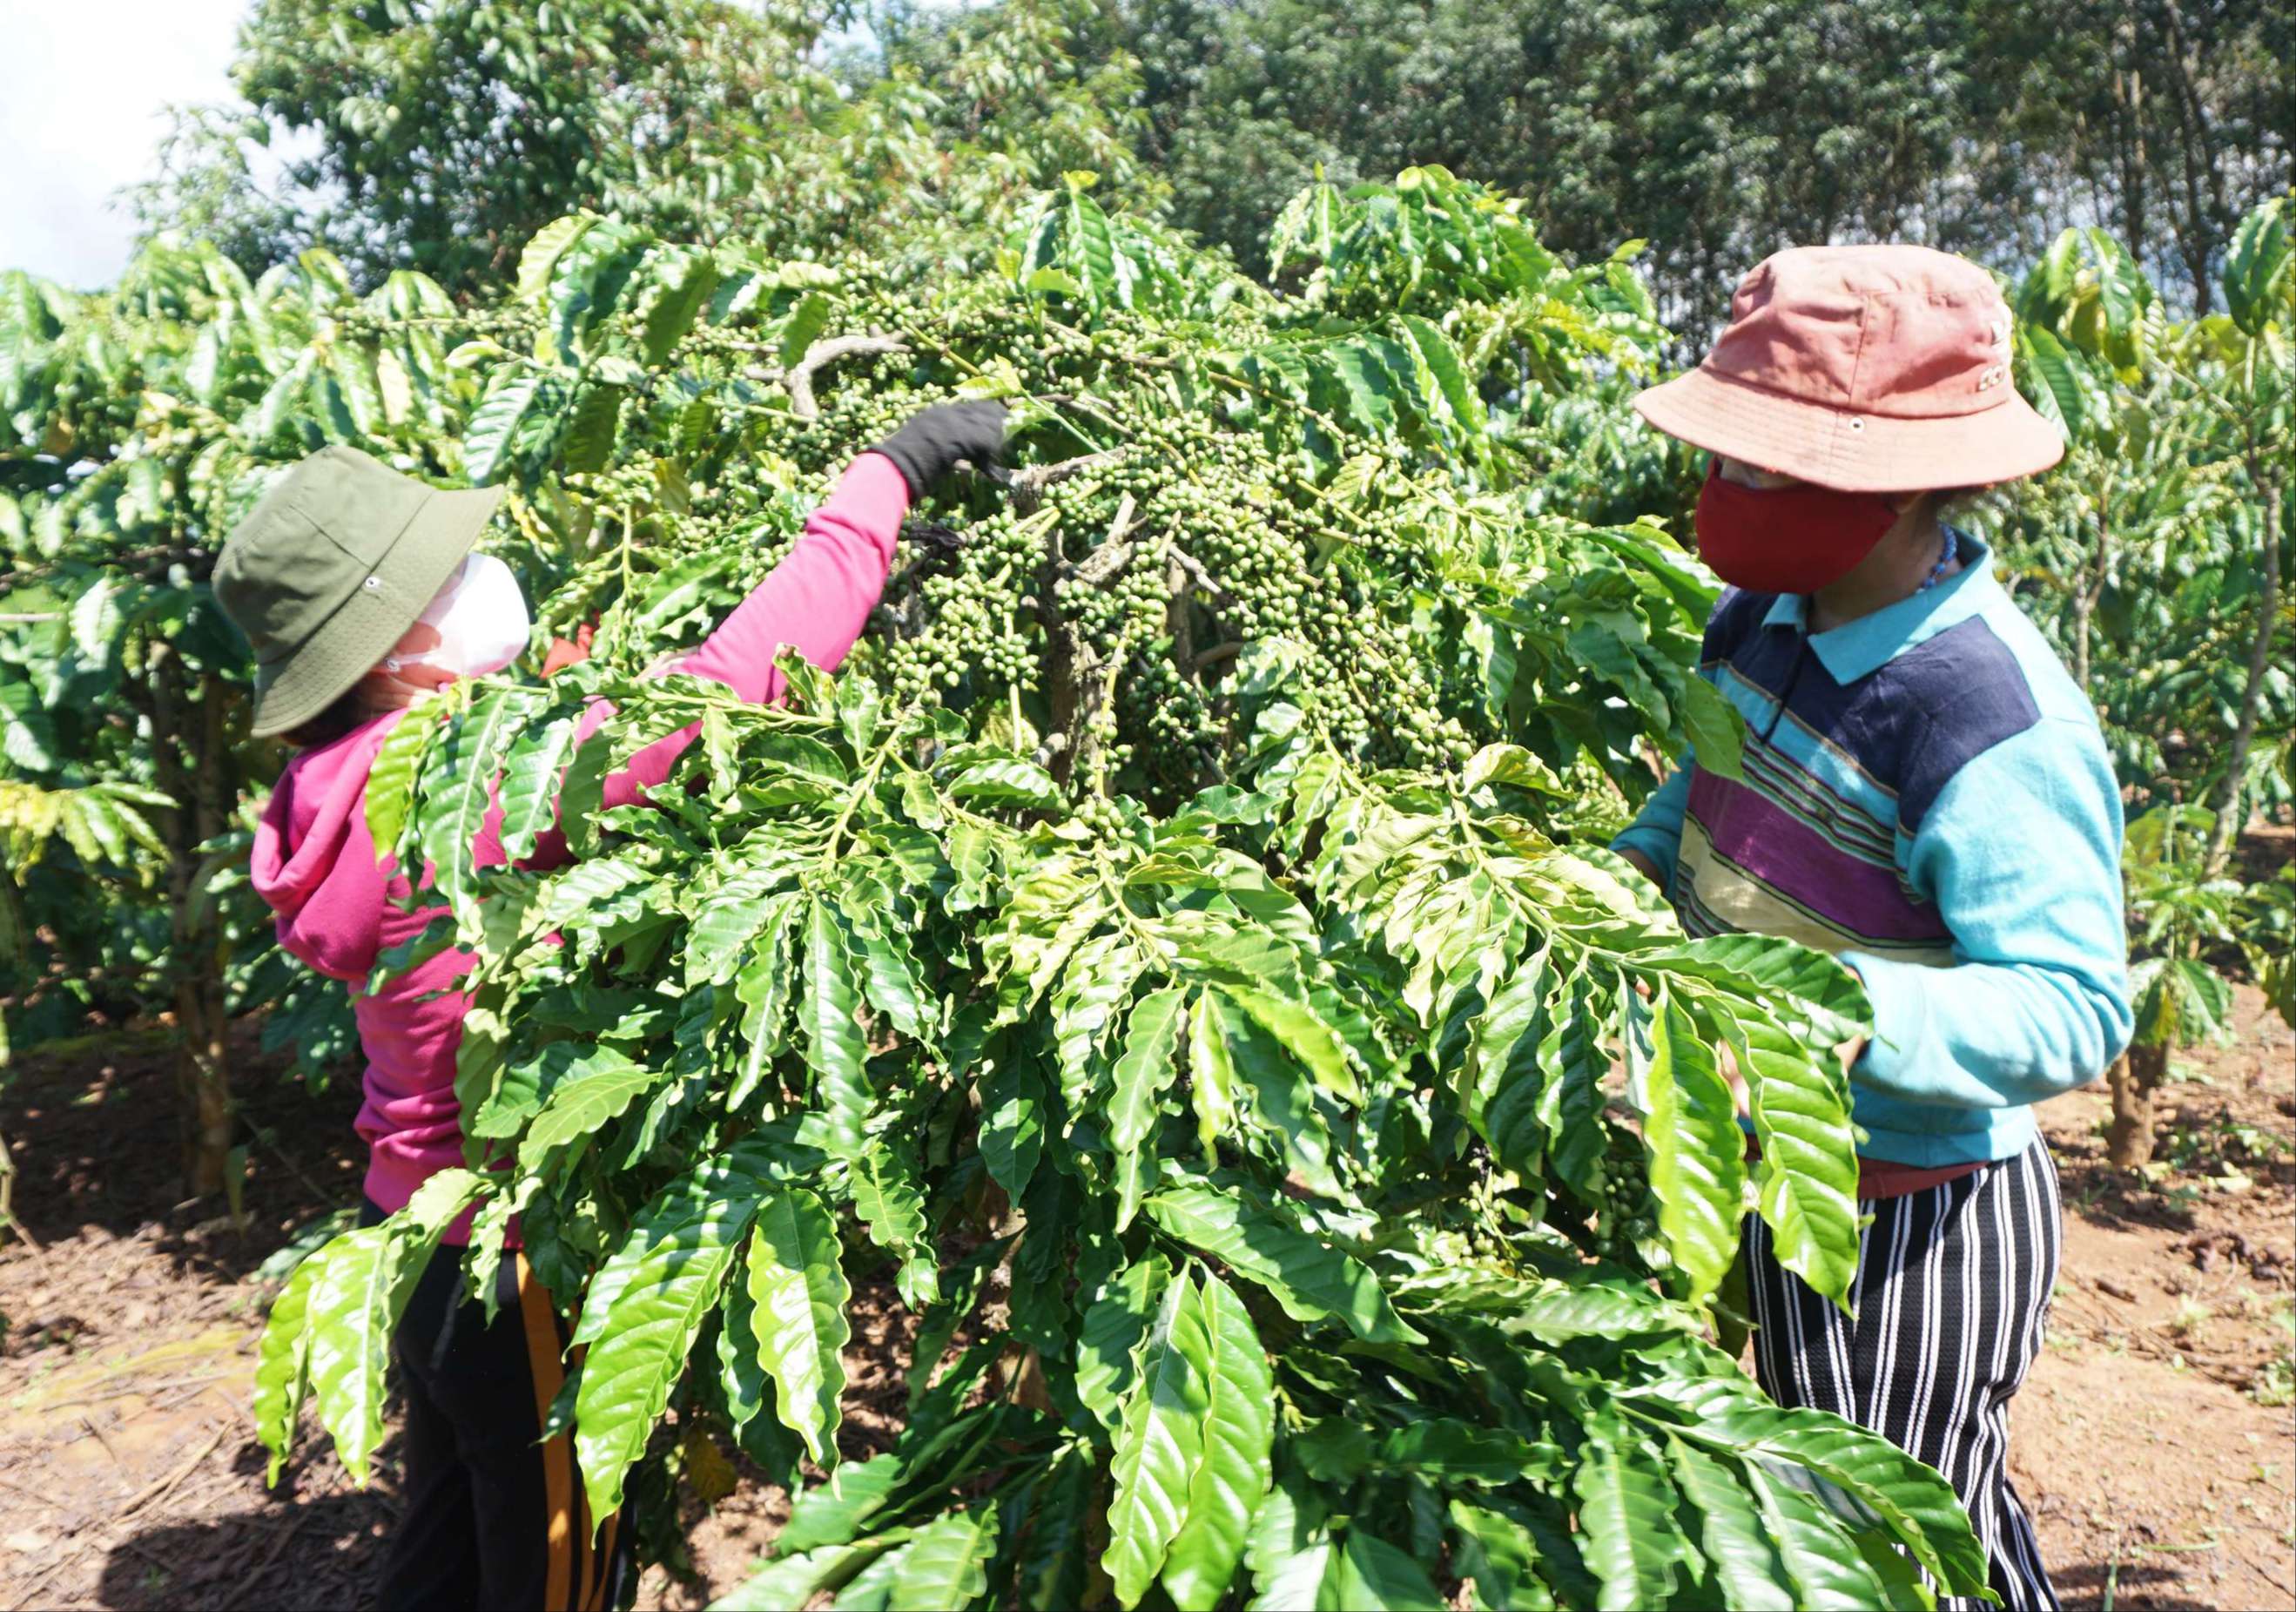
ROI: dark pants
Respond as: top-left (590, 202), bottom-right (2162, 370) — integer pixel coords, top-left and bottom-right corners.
top-left (361, 1200), bottom-right (630, 1611)
top-left (1742, 1141), bottom-right (2063, 1612)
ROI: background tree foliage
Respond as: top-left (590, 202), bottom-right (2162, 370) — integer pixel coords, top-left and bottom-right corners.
top-left (116, 2), bottom-right (2291, 327)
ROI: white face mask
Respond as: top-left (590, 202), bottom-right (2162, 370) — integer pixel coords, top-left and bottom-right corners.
top-left (384, 552), bottom-right (532, 680)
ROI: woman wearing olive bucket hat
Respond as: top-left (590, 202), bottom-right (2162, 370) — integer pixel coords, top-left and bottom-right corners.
top-left (215, 402), bottom-right (1007, 1611)
top-left (1613, 246), bottom-right (2131, 1611)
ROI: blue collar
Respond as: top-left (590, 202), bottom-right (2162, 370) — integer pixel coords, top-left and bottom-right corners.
top-left (1760, 530), bottom-right (1999, 684)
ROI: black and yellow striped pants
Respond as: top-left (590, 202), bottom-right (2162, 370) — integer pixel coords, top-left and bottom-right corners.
top-left (366, 1202), bottom-right (630, 1610)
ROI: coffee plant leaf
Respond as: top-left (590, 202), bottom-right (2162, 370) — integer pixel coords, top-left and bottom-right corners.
top-left (1642, 993), bottom-right (1747, 1304)
top-left (1747, 1465), bottom-right (1895, 1609)
top-left (252, 1250), bottom-right (323, 1485)
top-left (1144, 1183), bottom-right (1420, 1346)
top-left (797, 897), bottom-right (872, 1163)
top-left (1445, 1498), bottom-right (1559, 1612)
top-left (301, 1221), bottom-right (428, 1485)
top-left (1328, 1528), bottom-right (1445, 1611)
top-left (1159, 1270), bottom-right (1276, 1611)
top-left (886, 1503), bottom-right (1000, 1611)
top-left (1572, 1425), bottom-right (1692, 1610)
top-left (1242, 1476), bottom-right (1337, 1611)
top-left (1008, 1448), bottom-right (1094, 1611)
top-left (743, 1187), bottom-right (852, 1467)
top-left (495, 706), bottom-right (585, 864)
top-left (363, 698), bottom-right (441, 865)
top-left (1724, 1015), bottom-right (1863, 1305)
top-left (1663, 1436), bottom-right (1792, 1612)
top-left (1106, 984), bottom-right (1188, 1231)
top-left (1102, 1268), bottom-right (1215, 1605)
top-left (573, 1175), bottom-right (756, 1517)
top-left (712, 1537), bottom-right (904, 1612)
top-left (520, 1055), bottom-right (667, 1174)
top-left (1074, 1251), bottom-right (1171, 1438)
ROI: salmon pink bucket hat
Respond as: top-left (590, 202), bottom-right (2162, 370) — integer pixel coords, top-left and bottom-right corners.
top-left (1634, 244), bottom-right (2064, 493)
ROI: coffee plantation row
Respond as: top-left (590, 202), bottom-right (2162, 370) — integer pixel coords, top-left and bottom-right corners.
top-left (2, 165), bottom-right (2286, 1608)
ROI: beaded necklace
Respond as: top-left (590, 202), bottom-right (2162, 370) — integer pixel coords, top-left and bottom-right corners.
top-left (1916, 526), bottom-right (1959, 593)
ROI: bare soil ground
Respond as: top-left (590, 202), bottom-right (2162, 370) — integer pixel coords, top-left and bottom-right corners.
top-left (1, 995), bottom-right (2289, 1610)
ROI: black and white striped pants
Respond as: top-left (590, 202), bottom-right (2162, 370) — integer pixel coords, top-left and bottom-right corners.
top-left (1743, 1140), bottom-right (2063, 1612)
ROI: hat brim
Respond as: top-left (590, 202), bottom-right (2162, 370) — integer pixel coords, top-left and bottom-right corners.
top-left (248, 483), bottom-right (505, 739)
top-left (1633, 366), bottom-right (2066, 493)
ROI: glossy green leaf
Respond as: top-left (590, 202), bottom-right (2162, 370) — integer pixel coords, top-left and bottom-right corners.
top-left (1245, 1480), bottom-right (1337, 1612)
top-left (1108, 985), bottom-right (1188, 1231)
top-left (1747, 1466), bottom-right (1891, 1610)
top-left (1186, 989), bottom-right (1238, 1163)
top-left (419, 688), bottom-right (540, 935)
top-left (517, 214), bottom-right (596, 303)
top-left (850, 1138), bottom-right (937, 1307)
top-left (744, 1187), bottom-right (852, 1466)
top-left (1103, 1268), bottom-right (1215, 1606)
top-left (1572, 1427), bottom-right (1689, 1611)
top-left (1075, 1252), bottom-right (1173, 1438)
top-left (1328, 1531), bottom-right (1444, 1611)
top-left (1161, 1270), bottom-right (1274, 1611)
top-left (1643, 995), bottom-right (1745, 1304)
top-left (573, 1172), bottom-right (757, 1516)
top-left (643, 247), bottom-right (721, 366)
top-left (1665, 1437), bottom-right (1793, 1611)
top-left (799, 899), bottom-right (871, 1163)
top-left (1448, 1500), bottom-right (1557, 1612)
top-left (302, 1224), bottom-right (418, 1485)
top-left (464, 369), bottom-right (543, 483)
top-left (1680, 677), bottom-right (1746, 782)
top-left (521, 1056), bottom-right (666, 1172)
top-left (1145, 1184), bottom-right (1422, 1345)
top-left (715, 1539), bottom-right (905, 1612)
top-left (496, 707), bottom-right (583, 864)
top-left (887, 1504), bottom-right (998, 1611)
top-left (1729, 1015), bottom-right (1862, 1306)
top-left (363, 700), bottom-right (441, 864)
top-left (980, 1056), bottom-right (1046, 1200)
top-left (1012, 1450), bottom-right (1094, 1611)
top-left (252, 1251), bottom-right (323, 1485)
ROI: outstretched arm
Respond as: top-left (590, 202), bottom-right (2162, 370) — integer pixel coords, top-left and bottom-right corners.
top-left (525, 401), bottom-right (1010, 851)
top-left (585, 450), bottom-right (912, 812)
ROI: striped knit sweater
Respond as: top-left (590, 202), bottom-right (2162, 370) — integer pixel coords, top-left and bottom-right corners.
top-left (1615, 531), bottom-right (2133, 1171)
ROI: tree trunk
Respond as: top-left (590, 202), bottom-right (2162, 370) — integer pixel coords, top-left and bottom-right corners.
top-left (175, 970), bottom-right (235, 1196)
top-left (2070, 588), bottom-right (2092, 692)
top-left (2105, 1042), bottom-right (2170, 1169)
top-left (2110, 20), bottom-right (2148, 260)
top-left (2205, 471), bottom-right (2283, 874)
top-left (2158, 0), bottom-right (2228, 316)
top-left (143, 649), bottom-right (241, 1197)
top-left (2075, 476), bottom-right (2115, 693)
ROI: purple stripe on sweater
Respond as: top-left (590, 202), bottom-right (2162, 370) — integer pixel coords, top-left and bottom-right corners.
top-left (1687, 769), bottom-right (1951, 942)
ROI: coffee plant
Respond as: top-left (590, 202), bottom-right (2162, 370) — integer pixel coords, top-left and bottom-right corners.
top-left (224, 176), bottom-right (2003, 1609)
top-left (1996, 202), bottom-right (2295, 1166)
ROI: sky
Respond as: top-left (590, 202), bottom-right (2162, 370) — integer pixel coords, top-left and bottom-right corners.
top-left (0, 0), bottom-right (253, 289)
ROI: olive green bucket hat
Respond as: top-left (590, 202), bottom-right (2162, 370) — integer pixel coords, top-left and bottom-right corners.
top-left (214, 446), bottom-right (504, 738)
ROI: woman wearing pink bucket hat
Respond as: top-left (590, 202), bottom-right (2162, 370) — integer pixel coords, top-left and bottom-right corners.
top-left (1614, 246), bottom-right (2131, 1611)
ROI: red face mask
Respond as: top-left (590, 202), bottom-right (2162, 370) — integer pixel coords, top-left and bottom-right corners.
top-left (1693, 462), bottom-right (1901, 594)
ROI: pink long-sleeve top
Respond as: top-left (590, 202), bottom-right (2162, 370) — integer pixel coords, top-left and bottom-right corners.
top-left (249, 455), bottom-right (911, 1238)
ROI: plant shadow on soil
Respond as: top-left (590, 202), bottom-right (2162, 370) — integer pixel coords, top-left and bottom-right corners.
top-left (3, 980), bottom-right (2292, 1609)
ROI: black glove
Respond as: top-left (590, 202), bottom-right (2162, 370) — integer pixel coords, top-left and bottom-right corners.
top-left (868, 400), bottom-right (1008, 498)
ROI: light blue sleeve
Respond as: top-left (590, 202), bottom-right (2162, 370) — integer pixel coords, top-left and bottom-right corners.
top-left (1610, 748), bottom-right (1693, 894)
top-left (1843, 716), bottom-right (2132, 1109)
